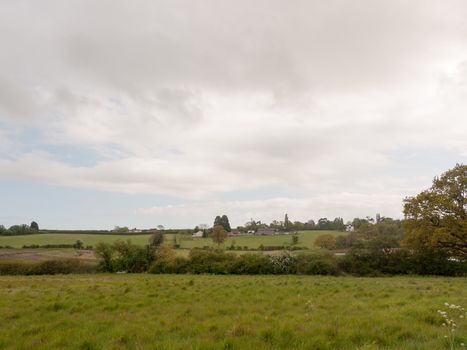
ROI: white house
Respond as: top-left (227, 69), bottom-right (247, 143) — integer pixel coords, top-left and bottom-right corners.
top-left (192, 230), bottom-right (204, 238)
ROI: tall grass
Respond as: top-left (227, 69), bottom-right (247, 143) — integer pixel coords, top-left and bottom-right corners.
top-left (0, 275), bottom-right (465, 349)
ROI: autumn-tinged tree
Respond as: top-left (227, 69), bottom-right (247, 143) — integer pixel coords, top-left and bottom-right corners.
top-left (403, 164), bottom-right (466, 258)
top-left (314, 234), bottom-right (337, 250)
top-left (210, 225), bottom-right (227, 248)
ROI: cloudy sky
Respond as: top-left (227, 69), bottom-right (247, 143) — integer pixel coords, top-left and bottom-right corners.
top-left (1, 0), bottom-right (466, 229)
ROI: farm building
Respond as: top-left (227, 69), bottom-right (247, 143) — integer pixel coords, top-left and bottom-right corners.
top-left (256, 228), bottom-right (276, 235)
top-left (192, 231), bottom-right (204, 237)
top-left (227, 229), bottom-right (242, 236)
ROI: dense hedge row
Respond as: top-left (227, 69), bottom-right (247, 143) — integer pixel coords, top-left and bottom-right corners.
top-left (22, 244), bottom-right (93, 249)
top-left (225, 245), bottom-right (308, 251)
top-left (0, 260), bottom-right (96, 275)
top-left (149, 249), bottom-right (339, 275)
top-left (148, 248), bottom-right (466, 276)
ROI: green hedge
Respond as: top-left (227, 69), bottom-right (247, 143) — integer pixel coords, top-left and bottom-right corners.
top-left (0, 260), bottom-right (97, 275)
top-left (149, 250), bottom-right (340, 275)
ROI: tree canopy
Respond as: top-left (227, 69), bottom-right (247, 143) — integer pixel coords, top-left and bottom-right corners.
top-left (213, 215), bottom-right (231, 232)
top-left (210, 225), bottom-right (227, 247)
top-left (30, 221), bottom-right (39, 231)
top-left (403, 164), bottom-right (466, 258)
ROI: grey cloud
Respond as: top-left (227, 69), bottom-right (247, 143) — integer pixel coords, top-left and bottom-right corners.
top-left (0, 0), bottom-right (466, 223)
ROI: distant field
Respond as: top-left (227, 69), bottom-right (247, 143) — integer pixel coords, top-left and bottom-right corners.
top-left (0, 248), bottom-right (97, 264)
top-left (0, 233), bottom-right (153, 248)
top-left (0, 274), bottom-right (465, 349)
top-left (0, 230), bottom-right (342, 249)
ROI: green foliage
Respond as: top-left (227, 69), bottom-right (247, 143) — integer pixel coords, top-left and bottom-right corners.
top-left (340, 242), bottom-right (466, 276)
top-left (230, 254), bottom-right (273, 274)
top-left (149, 256), bottom-right (189, 274)
top-left (314, 234), bottom-right (337, 250)
top-left (2, 224), bottom-right (33, 236)
top-left (112, 240), bottom-right (153, 273)
top-left (148, 231), bottom-right (164, 248)
top-left (113, 226), bottom-right (130, 233)
top-left (30, 221), bottom-right (39, 231)
top-left (94, 242), bottom-right (115, 272)
top-left (295, 252), bottom-right (339, 275)
top-left (94, 240), bottom-right (155, 273)
top-left (0, 260), bottom-right (95, 275)
top-left (214, 215), bottom-right (232, 232)
top-left (284, 213), bottom-right (290, 231)
top-left (403, 163), bottom-right (466, 258)
top-left (291, 234), bottom-right (299, 245)
top-left (315, 217), bottom-right (345, 231)
top-left (1, 275), bottom-right (465, 349)
top-left (22, 243), bottom-right (91, 249)
top-left (188, 249), bottom-right (237, 274)
top-left (73, 240), bottom-right (84, 249)
top-left (210, 225), bottom-right (228, 247)
top-left (149, 250), bottom-right (342, 276)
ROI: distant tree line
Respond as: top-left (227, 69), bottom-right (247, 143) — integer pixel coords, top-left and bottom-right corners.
top-left (0, 221), bottom-right (39, 236)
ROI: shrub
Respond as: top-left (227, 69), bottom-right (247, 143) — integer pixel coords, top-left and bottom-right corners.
top-left (94, 242), bottom-right (115, 272)
top-left (0, 260), bottom-right (96, 275)
top-left (188, 249), bottom-right (236, 274)
top-left (149, 256), bottom-right (189, 274)
top-left (149, 231), bottom-right (164, 248)
top-left (231, 254), bottom-right (273, 274)
top-left (295, 252), bottom-right (339, 275)
top-left (112, 240), bottom-right (153, 273)
top-left (314, 234), bottom-right (337, 250)
top-left (270, 253), bottom-right (297, 274)
top-left (94, 240), bottom-right (154, 273)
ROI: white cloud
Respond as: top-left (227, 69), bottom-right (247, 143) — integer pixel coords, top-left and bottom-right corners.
top-left (0, 1), bottom-right (466, 226)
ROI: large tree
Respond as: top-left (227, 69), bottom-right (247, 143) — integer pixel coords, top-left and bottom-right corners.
top-left (403, 164), bottom-right (466, 258)
top-left (30, 221), bottom-right (39, 231)
top-left (213, 215), bottom-right (231, 232)
top-left (220, 215), bottom-right (231, 232)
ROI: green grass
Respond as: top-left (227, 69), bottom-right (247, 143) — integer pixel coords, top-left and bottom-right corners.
top-left (0, 230), bottom-right (342, 249)
top-left (0, 234), bottom-right (153, 248)
top-left (0, 275), bottom-right (465, 349)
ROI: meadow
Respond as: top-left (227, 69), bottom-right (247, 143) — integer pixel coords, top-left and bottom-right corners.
top-left (0, 230), bottom-right (341, 250)
top-left (0, 274), bottom-right (465, 349)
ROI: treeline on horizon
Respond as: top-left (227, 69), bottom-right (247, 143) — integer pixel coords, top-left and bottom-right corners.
top-left (0, 217), bottom-right (361, 237)
top-left (1, 164), bottom-right (465, 277)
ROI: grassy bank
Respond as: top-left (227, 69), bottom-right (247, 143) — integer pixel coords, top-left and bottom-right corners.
top-left (0, 275), bottom-right (465, 349)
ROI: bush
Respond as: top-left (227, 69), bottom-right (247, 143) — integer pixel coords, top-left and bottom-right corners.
top-left (314, 234), bottom-right (337, 250)
top-left (231, 254), bottom-right (273, 274)
top-left (94, 240), bottom-right (154, 273)
top-left (22, 244), bottom-right (84, 249)
top-left (295, 252), bottom-right (339, 275)
top-left (0, 260), bottom-right (96, 275)
top-left (270, 253), bottom-right (297, 274)
top-left (112, 240), bottom-right (153, 273)
top-left (188, 249), bottom-right (236, 274)
top-left (149, 256), bottom-right (189, 274)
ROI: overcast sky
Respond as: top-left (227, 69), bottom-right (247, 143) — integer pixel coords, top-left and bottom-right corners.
top-left (0, 0), bottom-right (466, 229)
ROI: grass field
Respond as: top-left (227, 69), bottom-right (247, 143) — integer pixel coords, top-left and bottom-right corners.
top-left (0, 275), bottom-right (465, 349)
top-left (0, 230), bottom-right (342, 249)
